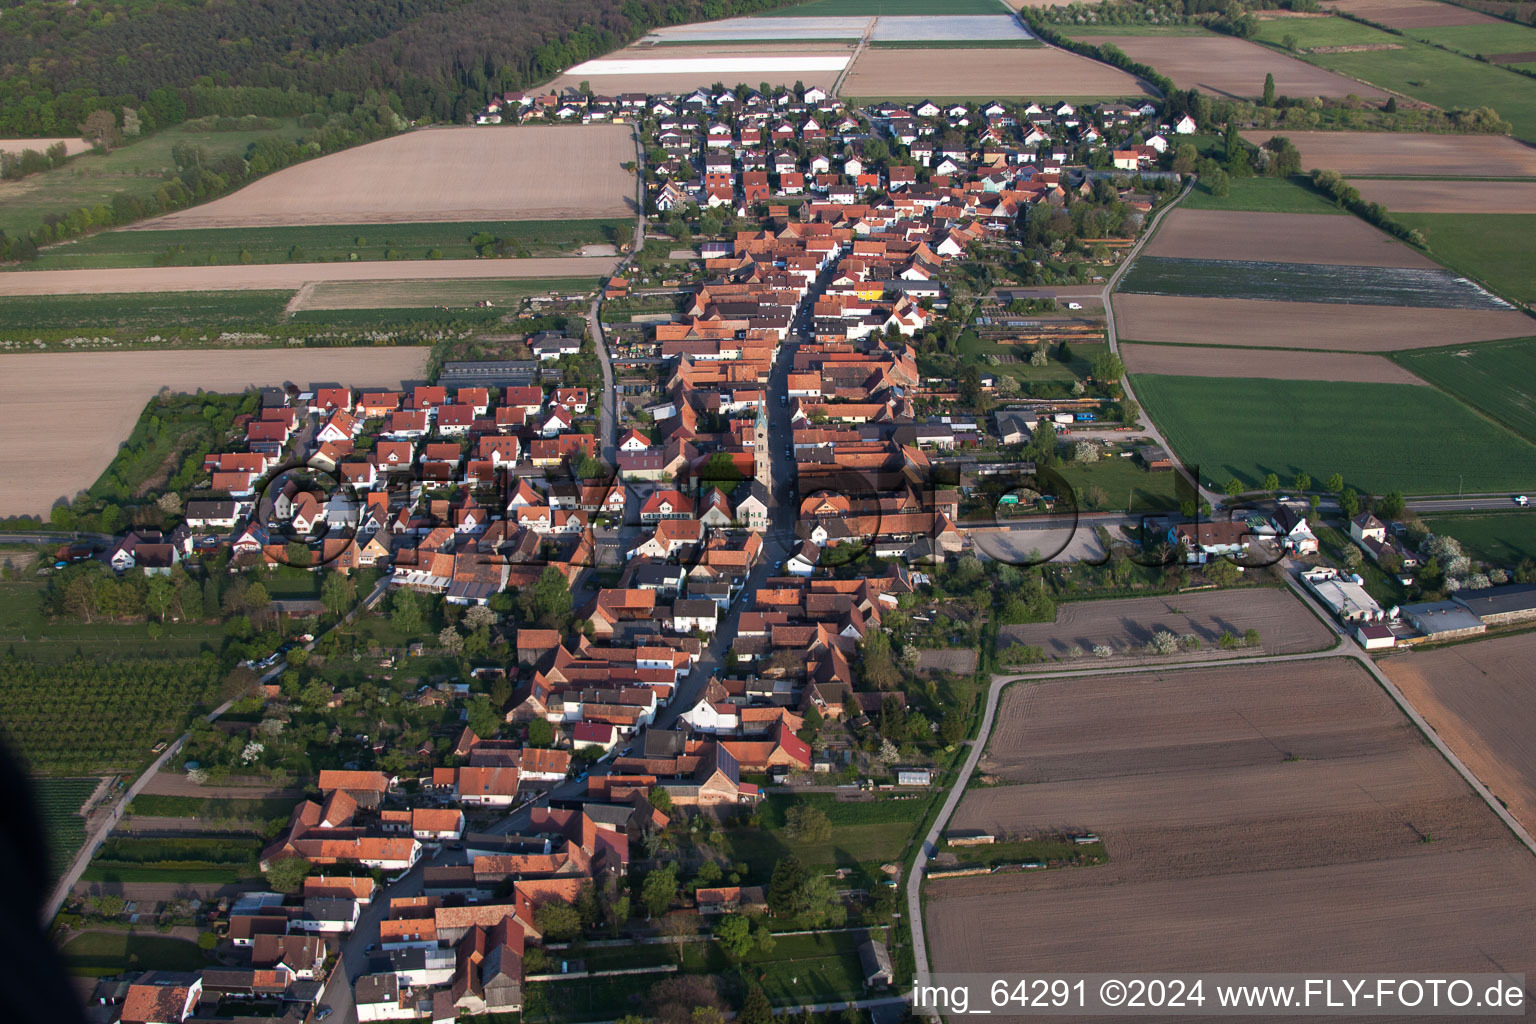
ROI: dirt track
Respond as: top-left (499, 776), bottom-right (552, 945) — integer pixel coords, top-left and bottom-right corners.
top-left (841, 46), bottom-right (1151, 99)
top-left (1113, 293), bottom-right (1534, 351)
top-left (1120, 341), bottom-right (1428, 383)
top-left (1145, 209), bottom-right (1433, 267)
top-left (1247, 130), bottom-right (1536, 177)
top-left (0, 256), bottom-right (619, 297)
top-left (1093, 34), bottom-right (1387, 100)
top-left (1383, 633), bottom-right (1536, 837)
top-left (996, 587), bottom-right (1333, 667)
top-left (927, 658), bottom-right (1536, 981)
top-left (1350, 178), bottom-right (1536, 213)
top-left (0, 348), bottom-right (427, 517)
top-left (135, 125), bottom-right (634, 229)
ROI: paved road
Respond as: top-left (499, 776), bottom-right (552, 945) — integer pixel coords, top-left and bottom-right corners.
top-left (1405, 496), bottom-right (1532, 513)
top-left (904, 574), bottom-right (1536, 986)
top-left (590, 127), bottom-right (648, 468)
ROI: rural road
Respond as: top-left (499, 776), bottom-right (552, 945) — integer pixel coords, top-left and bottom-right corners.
top-left (0, 256), bottom-right (621, 296)
top-left (590, 127), bottom-right (648, 466)
top-left (906, 580), bottom-right (1536, 986)
top-left (1100, 176), bottom-right (1211, 505)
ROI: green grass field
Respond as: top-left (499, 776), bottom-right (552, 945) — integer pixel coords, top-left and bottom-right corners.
top-left (33, 778), bottom-right (99, 881)
top-left (0, 122), bottom-right (301, 238)
top-left (1250, 17), bottom-right (1536, 142)
top-left (20, 218), bottom-right (629, 271)
top-left (1056, 456), bottom-right (1180, 512)
top-left (0, 290), bottom-right (292, 331)
top-left (759, 0), bottom-right (1006, 13)
top-left (1407, 22), bottom-right (1536, 60)
top-left (1393, 337), bottom-right (1536, 442)
top-left (1421, 511), bottom-right (1536, 566)
top-left (60, 931), bottom-right (212, 977)
top-left (1178, 174), bottom-right (1347, 214)
top-left (1394, 212), bottom-right (1536, 306)
top-left (295, 275), bottom-right (599, 311)
top-left (0, 582), bottom-right (227, 663)
top-left (1131, 373), bottom-right (1536, 494)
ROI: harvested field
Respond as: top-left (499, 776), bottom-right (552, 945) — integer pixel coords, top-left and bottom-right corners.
top-left (1144, 209), bottom-right (1431, 267)
top-left (0, 349), bottom-right (427, 517)
top-left (0, 257), bottom-right (618, 297)
top-left (840, 45), bottom-right (1151, 99)
top-left (1383, 633), bottom-right (1536, 835)
top-left (1120, 342), bottom-right (1427, 383)
top-left (915, 649), bottom-right (979, 675)
top-left (929, 658), bottom-right (1536, 979)
top-left (0, 137), bottom-right (94, 159)
top-left (552, 43), bottom-right (852, 93)
top-left (1328, 0), bottom-right (1498, 26)
top-left (1119, 256), bottom-right (1509, 309)
top-left (1113, 294), bottom-right (1534, 350)
top-left (136, 126), bottom-right (634, 229)
top-left (1090, 34), bottom-right (1386, 99)
top-left (995, 587), bottom-right (1333, 667)
top-left (1349, 177), bottom-right (1536, 212)
top-left (1245, 130), bottom-right (1536, 177)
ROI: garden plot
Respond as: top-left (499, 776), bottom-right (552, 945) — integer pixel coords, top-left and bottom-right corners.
top-left (1119, 256), bottom-right (1511, 309)
top-left (929, 658), bottom-right (1536, 978)
top-left (1114, 294), bottom-right (1533, 351)
top-left (1244, 130), bottom-right (1536, 177)
top-left (1120, 342), bottom-right (1427, 384)
top-left (1092, 34), bottom-right (1386, 99)
top-left (1144, 209), bottom-right (1432, 267)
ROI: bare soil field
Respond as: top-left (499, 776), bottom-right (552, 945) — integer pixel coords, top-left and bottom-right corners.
top-left (928, 658), bottom-right (1536, 980)
top-left (1145, 209), bottom-right (1432, 267)
top-left (840, 46), bottom-right (1151, 99)
top-left (1245, 130), bottom-right (1536, 177)
top-left (1383, 632), bottom-right (1536, 836)
top-left (0, 137), bottom-right (95, 159)
top-left (1114, 293), bottom-right (1534, 350)
top-left (0, 348), bottom-right (427, 517)
top-left (552, 43), bottom-right (852, 94)
top-left (1093, 34), bottom-right (1387, 100)
top-left (135, 126), bottom-right (634, 229)
top-left (996, 587), bottom-right (1334, 666)
top-left (0, 256), bottom-right (618, 297)
top-left (915, 649), bottom-right (979, 676)
top-left (1120, 341), bottom-right (1428, 383)
top-left (1349, 177), bottom-right (1536, 212)
top-left (1328, 0), bottom-right (1498, 26)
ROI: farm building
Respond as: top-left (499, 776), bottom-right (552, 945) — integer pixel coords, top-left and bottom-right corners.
top-left (1451, 583), bottom-right (1536, 626)
top-left (1301, 567), bottom-right (1386, 625)
top-left (1355, 623), bottom-right (1396, 651)
top-left (1400, 601), bottom-right (1486, 642)
top-left (1137, 445), bottom-right (1172, 471)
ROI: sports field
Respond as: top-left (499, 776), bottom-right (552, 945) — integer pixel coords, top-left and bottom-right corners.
top-left (1249, 16), bottom-right (1536, 141)
top-left (1131, 373), bottom-right (1536, 493)
top-left (1394, 213), bottom-right (1536, 306)
top-left (1393, 337), bottom-right (1536, 442)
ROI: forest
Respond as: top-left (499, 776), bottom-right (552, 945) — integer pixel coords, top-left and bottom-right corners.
top-left (0, 0), bottom-right (799, 136)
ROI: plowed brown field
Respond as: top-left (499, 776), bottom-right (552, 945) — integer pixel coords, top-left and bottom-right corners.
top-left (1383, 632), bottom-right (1536, 836)
top-left (996, 587), bottom-right (1334, 667)
top-left (1349, 178), bottom-right (1536, 212)
top-left (1114, 294), bottom-right (1533, 350)
top-left (1244, 130), bottom-right (1536, 177)
top-left (135, 125), bottom-right (635, 229)
top-left (841, 46), bottom-right (1151, 100)
top-left (1145, 209), bottom-right (1433, 267)
top-left (1328, 0), bottom-right (1497, 27)
top-left (927, 658), bottom-right (1536, 980)
top-left (0, 348), bottom-right (428, 517)
top-left (1120, 342), bottom-right (1428, 383)
top-left (1092, 34), bottom-right (1387, 99)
